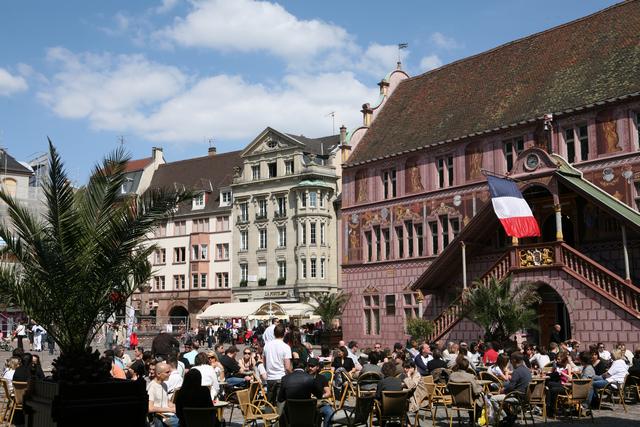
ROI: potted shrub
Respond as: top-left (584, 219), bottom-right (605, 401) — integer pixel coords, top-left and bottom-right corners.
top-left (0, 142), bottom-right (190, 426)
top-left (239, 279), bottom-right (248, 288)
top-left (309, 291), bottom-right (350, 347)
top-left (405, 318), bottom-right (434, 342)
top-left (258, 278), bottom-right (267, 287)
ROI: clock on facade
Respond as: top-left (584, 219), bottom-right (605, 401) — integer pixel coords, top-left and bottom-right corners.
top-left (525, 153), bottom-right (540, 170)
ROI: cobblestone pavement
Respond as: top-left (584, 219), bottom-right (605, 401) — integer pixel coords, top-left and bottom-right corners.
top-left (3, 346), bottom-right (639, 426)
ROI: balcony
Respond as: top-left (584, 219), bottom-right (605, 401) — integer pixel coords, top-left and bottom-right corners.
top-left (274, 211), bottom-right (287, 219)
top-left (236, 215), bottom-right (249, 225)
top-left (255, 213), bottom-right (268, 222)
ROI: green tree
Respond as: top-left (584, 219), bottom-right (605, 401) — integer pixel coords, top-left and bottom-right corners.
top-left (461, 275), bottom-right (540, 345)
top-left (405, 317), bottom-right (434, 342)
top-left (0, 141), bottom-right (190, 382)
top-left (309, 291), bottom-right (351, 330)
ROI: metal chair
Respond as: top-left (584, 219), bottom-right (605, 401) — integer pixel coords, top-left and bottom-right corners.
top-left (526, 378), bottom-right (547, 423)
top-left (284, 398), bottom-right (320, 427)
top-left (329, 394), bottom-right (375, 427)
top-left (337, 371), bottom-right (357, 408)
top-left (320, 369), bottom-right (338, 408)
top-left (446, 382), bottom-right (478, 427)
top-left (479, 371), bottom-right (503, 394)
top-left (624, 375), bottom-right (640, 402)
top-left (556, 378), bottom-right (594, 422)
top-left (376, 390), bottom-right (409, 427)
top-left (414, 379), bottom-right (442, 427)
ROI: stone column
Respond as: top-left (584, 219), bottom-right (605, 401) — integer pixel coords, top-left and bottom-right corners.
top-left (554, 204), bottom-right (564, 241)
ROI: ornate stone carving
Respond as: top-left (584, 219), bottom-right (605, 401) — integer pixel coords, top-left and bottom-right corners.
top-left (519, 247), bottom-right (554, 267)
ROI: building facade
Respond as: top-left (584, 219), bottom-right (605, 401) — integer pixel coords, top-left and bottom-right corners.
top-left (133, 148), bottom-right (242, 325)
top-left (340, 1), bottom-right (640, 348)
top-left (231, 128), bottom-right (340, 303)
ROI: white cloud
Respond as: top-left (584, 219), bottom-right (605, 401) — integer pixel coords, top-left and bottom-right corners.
top-left (356, 44), bottom-right (408, 78)
top-left (156, 0), bottom-right (180, 14)
top-left (37, 49), bottom-right (378, 143)
top-left (38, 48), bottom-right (187, 121)
top-left (430, 32), bottom-right (461, 49)
top-left (0, 67), bottom-right (28, 96)
top-left (419, 54), bottom-right (443, 71)
top-left (157, 0), bottom-right (352, 64)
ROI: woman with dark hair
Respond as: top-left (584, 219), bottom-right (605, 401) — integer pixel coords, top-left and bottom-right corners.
top-left (31, 354), bottom-right (45, 380)
top-left (375, 361), bottom-right (403, 401)
top-left (174, 369), bottom-right (216, 427)
top-left (489, 353), bottom-right (511, 382)
top-left (288, 330), bottom-right (308, 362)
top-left (318, 345), bottom-right (333, 364)
top-left (331, 346), bottom-right (355, 375)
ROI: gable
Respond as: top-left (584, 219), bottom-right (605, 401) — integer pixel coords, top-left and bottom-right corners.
top-left (241, 127), bottom-right (303, 158)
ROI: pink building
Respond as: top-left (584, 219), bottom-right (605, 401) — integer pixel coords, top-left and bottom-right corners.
top-left (340, 1), bottom-right (640, 348)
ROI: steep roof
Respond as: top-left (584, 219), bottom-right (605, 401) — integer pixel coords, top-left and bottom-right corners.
top-left (124, 157), bottom-right (152, 173)
top-left (347, 0), bottom-right (640, 166)
top-left (0, 150), bottom-right (33, 176)
top-left (286, 134), bottom-right (340, 156)
top-left (148, 151), bottom-right (242, 215)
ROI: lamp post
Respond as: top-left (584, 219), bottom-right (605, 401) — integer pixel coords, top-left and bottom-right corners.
top-left (139, 283), bottom-right (152, 317)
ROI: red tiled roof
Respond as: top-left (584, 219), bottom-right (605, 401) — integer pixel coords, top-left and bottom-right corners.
top-left (347, 0), bottom-right (640, 166)
top-left (124, 157), bottom-right (152, 172)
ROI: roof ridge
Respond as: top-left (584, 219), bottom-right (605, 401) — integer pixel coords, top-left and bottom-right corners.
top-left (159, 150), bottom-right (242, 168)
top-left (404, 0), bottom-right (636, 84)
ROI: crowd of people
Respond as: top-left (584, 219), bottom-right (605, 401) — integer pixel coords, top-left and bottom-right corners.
top-left (3, 316), bottom-right (640, 426)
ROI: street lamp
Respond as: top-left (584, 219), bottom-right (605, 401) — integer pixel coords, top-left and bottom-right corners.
top-left (139, 283), bottom-right (152, 317)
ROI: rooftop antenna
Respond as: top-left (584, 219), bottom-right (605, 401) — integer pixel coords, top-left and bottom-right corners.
top-left (117, 135), bottom-right (126, 146)
top-left (208, 138), bottom-right (214, 148)
top-left (398, 43), bottom-right (408, 66)
top-left (326, 111), bottom-right (336, 134)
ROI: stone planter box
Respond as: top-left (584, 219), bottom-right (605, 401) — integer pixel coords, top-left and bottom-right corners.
top-left (26, 378), bottom-right (148, 427)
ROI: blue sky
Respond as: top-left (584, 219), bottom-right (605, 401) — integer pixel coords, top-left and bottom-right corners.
top-left (0, 0), bottom-right (619, 183)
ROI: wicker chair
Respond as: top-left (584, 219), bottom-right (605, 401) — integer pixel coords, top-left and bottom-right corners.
top-left (598, 375), bottom-right (628, 413)
top-left (376, 390), bottom-right (409, 427)
top-left (8, 381), bottom-right (28, 427)
top-left (414, 381), bottom-right (441, 427)
top-left (329, 394), bottom-right (375, 427)
top-left (446, 382), bottom-right (479, 427)
top-left (356, 372), bottom-right (382, 395)
top-left (556, 378), bottom-right (593, 422)
top-left (526, 378), bottom-right (547, 422)
top-left (236, 387), bottom-right (279, 427)
top-left (479, 371), bottom-right (503, 394)
top-left (320, 369), bottom-right (338, 408)
top-left (0, 378), bottom-right (14, 423)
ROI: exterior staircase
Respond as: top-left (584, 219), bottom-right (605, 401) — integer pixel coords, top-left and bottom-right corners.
top-left (426, 241), bottom-right (640, 342)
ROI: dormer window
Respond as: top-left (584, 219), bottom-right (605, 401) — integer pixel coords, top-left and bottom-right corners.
top-left (285, 160), bottom-right (294, 175)
top-left (120, 177), bottom-right (134, 194)
top-left (192, 193), bottom-right (205, 209)
top-left (252, 165), bottom-right (261, 180)
top-left (220, 191), bottom-right (231, 207)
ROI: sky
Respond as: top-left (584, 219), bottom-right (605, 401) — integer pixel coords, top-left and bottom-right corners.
top-left (0, 0), bottom-right (620, 183)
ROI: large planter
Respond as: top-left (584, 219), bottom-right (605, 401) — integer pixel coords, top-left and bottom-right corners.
top-left (319, 330), bottom-right (342, 348)
top-left (26, 378), bottom-right (148, 427)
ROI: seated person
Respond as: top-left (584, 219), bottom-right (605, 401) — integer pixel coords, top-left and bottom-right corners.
top-left (331, 346), bottom-right (356, 376)
top-left (148, 362), bottom-right (179, 427)
top-left (192, 352), bottom-right (220, 399)
top-left (174, 369), bottom-right (216, 427)
top-left (492, 352), bottom-right (531, 402)
top-left (448, 358), bottom-right (484, 420)
top-left (376, 361), bottom-right (403, 401)
top-left (278, 358), bottom-right (324, 423)
top-left (219, 346), bottom-right (252, 387)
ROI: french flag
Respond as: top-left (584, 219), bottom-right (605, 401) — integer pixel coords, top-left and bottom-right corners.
top-left (487, 176), bottom-right (540, 238)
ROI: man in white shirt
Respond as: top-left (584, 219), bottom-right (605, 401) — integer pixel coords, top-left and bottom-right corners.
top-left (598, 343), bottom-right (611, 361)
top-left (147, 362), bottom-right (179, 427)
top-left (262, 318), bottom-right (278, 343)
top-left (263, 323), bottom-right (291, 404)
top-left (182, 341), bottom-right (199, 366)
top-left (164, 357), bottom-right (183, 399)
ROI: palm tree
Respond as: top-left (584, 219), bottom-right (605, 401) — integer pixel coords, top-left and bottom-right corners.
top-left (0, 141), bottom-right (190, 383)
top-left (309, 291), bottom-right (351, 330)
top-left (461, 275), bottom-right (540, 345)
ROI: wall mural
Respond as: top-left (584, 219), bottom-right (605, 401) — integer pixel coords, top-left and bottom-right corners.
top-left (405, 157), bottom-right (424, 193)
top-left (394, 202), bottom-right (424, 224)
top-left (355, 170), bottom-right (368, 203)
top-left (465, 143), bottom-right (484, 181)
top-left (596, 110), bottom-right (621, 154)
top-left (347, 214), bottom-right (362, 263)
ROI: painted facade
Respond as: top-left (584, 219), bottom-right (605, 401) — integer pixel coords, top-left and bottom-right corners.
top-left (231, 128), bottom-right (340, 303)
top-left (340, 2), bottom-right (640, 348)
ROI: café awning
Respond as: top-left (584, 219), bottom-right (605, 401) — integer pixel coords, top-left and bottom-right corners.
top-left (196, 301), bottom-right (288, 320)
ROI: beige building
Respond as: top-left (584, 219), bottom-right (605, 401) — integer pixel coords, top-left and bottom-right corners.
top-left (133, 147), bottom-right (242, 324)
top-left (231, 128), bottom-right (341, 303)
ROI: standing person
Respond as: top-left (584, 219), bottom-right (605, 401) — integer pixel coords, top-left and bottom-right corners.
top-left (550, 324), bottom-right (563, 346)
top-left (263, 323), bottom-right (292, 404)
top-left (263, 318), bottom-right (278, 343)
top-left (105, 323), bottom-right (114, 350)
top-left (32, 323), bottom-right (44, 352)
top-left (152, 330), bottom-right (181, 360)
top-left (14, 320), bottom-right (27, 351)
top-left (206, 322), bottom-right (215, 349)
top-left (129, 325), bottom-right (139, 350)
top-left (148, 362), bottom-right (179, 427)
top-left (46, 330), bottom-right (55, 355)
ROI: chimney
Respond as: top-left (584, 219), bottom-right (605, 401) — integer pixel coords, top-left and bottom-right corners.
top-left (361, 103), bottom-right (373, 127)
top-left (339, 125), bottom-right (347, 145)
top-left (208, 146), bottom-right (217, 156)
top-left (152, 147), bottom-right (163, 161)
top-left (378, 80), bottom-right (390, 96)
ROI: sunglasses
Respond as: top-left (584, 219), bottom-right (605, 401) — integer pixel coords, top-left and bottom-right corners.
top-left (244, 352), bottom-right (252, 355)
